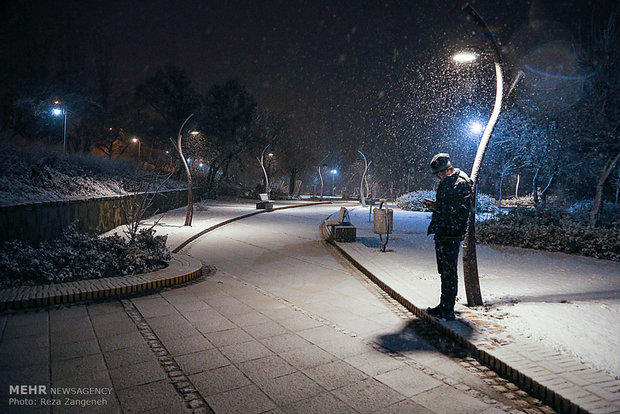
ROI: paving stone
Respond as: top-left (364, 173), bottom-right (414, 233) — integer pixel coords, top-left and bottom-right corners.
top-left (260, 333), bottom-right (313, 354)
top-left (226, 311), bottom-right (273, 328)
top-left (238, 355), bottom-right (298, 384)
top-left (283, 391), bottom-right (353, 414)
top-left (160, 334), bottom-right (214, 357)
top-left (86, 301), bottom-right (125, 316)
top-left (303, 360), bottom-right (368, 390)
top-left (315, 335), bottom-right (374, 359)
top-left (205, 384), bottom-right (276, 414)
top-left (344, 350), bottom-right (407, 377)
top-left (375, 365), bottom-right (443, 397)
top-left (276, 314), bottom-right (324, 331)
top-left (203, 327), bottom-right (255, 348)
top-left (279, 343), bottom-right (338, 370)
top-left (379, 398), bottom-right (436, 414)
top-left (108, 360), bottom-right (167, 390)
top-left (97, 331), bottom-right (144, 352)
top-left (173, 301), bottom-right (212, 313)
top-left (3, 318), bottom-right (49, 338)
top-left (241, 320), bottom-right (289, 340)
top-left (190, 364), bottom-right (252, 396)
top-left (193, 317), bottom-right (238, 334)
top-left (50, 326), bottom-right (97, 346)
top-left (91, 318), bottom-right (137, 338)
top-left (174, 348), bottom-right (230, 374)
top-left (410, 384), bottom-right (490, 414)
top-left (51, 354), bottom-right (107, 381)
top-left (257, 371), bottom-right (323, 406)
top-left (219, 340), bottom-right (273, 363)
top-left (103, 340), bottom-right (155, 369)
top-left (332, 378), bottom-right (406, 413)
top-left (116, 379), bottom-right (187, 413)
top-left (51, 339), bottom-right (100, 361)
top-left (0, 343), bottom-right (49, 369)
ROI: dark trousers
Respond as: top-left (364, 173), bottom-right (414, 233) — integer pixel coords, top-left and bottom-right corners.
top-left (434, 239), bottom-right (461, 311)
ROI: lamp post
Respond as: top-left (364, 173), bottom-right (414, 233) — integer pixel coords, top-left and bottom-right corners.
top-left (52, 101), bottom-right (67, 154)
top-left (131, 137), bottom-right (141, 163)
top-left (257, 144), bottom-right (271, 199)
top-left (174, 114), bottom-right (196, 226)
top-left (454, 3), bottom-right (505, 306)
top-left (330, 169), bottom-right (337, 196)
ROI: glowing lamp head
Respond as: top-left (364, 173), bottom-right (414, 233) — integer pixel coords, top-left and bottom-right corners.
top-left (189, 130), bottom-right (199, 136)
top-left (268, 153), bottom-right (274, 157)
top-left (52, 108), bottom-right (62, 116)
top-left (199, 162), bottom-right (204, 168)
top-left (132, 137), bottom-right (139, 143)
top-left (453, 52), bottom-right (478, 63)
top-left (330, 169), bottom-right (338, 174)
top-left (470, 121), bottom-right (484, 134)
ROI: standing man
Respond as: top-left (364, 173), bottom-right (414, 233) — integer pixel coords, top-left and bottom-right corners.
top-left (422, 153), bottom-right (473, 320)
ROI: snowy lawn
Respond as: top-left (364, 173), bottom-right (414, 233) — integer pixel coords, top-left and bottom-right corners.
top-left (347, 205), bottom-right (620, 378)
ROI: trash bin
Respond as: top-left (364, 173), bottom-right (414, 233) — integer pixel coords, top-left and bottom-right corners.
top-left (373, 207), bottom-right (393, 235)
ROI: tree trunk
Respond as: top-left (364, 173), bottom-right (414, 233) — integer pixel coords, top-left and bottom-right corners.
top-left (289, 168), bottom-right (298, 196)
top-left (498, 174), bottom-right (505, 206)
top-left (589, 152), bottom-right (620, 228)
top-left (540, 169), bottom-right (557, 205)
top-left (532, 168), bottom-right (540, 205)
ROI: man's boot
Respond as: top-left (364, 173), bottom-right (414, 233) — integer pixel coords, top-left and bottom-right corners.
top-left (427, 305), bottom-right (443, 317)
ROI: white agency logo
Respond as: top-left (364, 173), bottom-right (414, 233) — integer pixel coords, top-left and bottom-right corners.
top-left (8, 385), bottom-right (112, 408)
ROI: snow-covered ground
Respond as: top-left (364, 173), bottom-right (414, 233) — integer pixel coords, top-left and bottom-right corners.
top-left (347, 206), bottom-right (620, 378)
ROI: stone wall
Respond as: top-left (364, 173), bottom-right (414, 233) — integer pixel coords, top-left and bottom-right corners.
top-left (0, 189), bottom-right (191, 244)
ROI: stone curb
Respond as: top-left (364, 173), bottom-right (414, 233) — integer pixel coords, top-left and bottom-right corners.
top-left (0, 254), bottom-right (202, 311)
top-left (328, 238), bottom-right (618, 414)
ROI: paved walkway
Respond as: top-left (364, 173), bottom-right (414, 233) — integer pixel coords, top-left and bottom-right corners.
top-left (0, 200), bottom-right (615, 413)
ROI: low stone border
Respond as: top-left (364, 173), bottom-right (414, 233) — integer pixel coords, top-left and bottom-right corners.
top-left (0, 254), bottom-right (202, 311)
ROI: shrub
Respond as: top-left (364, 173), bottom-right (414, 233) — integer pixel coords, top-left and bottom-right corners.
top-left (0, 225), bottom-right (171, 288)
top-left (476, 207), bottom-right (620, 261)
top-left (395, 190), bottom-right (437, 212)
top-left (396, 190), bottom-right (499, 214)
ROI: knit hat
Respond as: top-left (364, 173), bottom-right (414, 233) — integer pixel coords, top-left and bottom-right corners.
top-left (430, 153), bottom-right (452, 174)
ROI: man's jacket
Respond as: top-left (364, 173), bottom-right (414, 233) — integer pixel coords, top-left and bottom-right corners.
top-left (427, 169), bottom-right (473, 240)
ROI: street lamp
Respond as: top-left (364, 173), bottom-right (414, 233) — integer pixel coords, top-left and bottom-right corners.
top-left (453, 3), bottom-right (506, 306)
top-left (330, 169), bottom-right (338, 196)
top-left (51, 100), bottom-right (68, 154)
top-left (257, 145), bottom-right (271, 199)
top-left (131, 137), bottom-right (141, 163)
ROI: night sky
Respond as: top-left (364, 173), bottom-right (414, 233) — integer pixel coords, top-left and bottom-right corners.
top-left (1, 0), bottom-right (612, 164)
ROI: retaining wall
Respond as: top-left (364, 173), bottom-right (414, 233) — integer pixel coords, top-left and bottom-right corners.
top-left (0, 189), bottom-right (191, 244)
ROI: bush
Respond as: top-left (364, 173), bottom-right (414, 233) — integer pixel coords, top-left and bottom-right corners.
top-left (396, 190), bottom-right (499, 214)
top-left (395, 190), bottom-right (437, 212)
top-left (0, 225), bottom-right (171, 288)
top-left (476, 207), bottom-right (620, 261)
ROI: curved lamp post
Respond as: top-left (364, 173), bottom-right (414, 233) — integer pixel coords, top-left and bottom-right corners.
top-left (257, 144), bottom-right (271, 199)
top-left (358, 150), bottom-right (373, 207)
top-left (457, 3), bottom-right (505, 306)
top-left (176, 114), bottom-right (195, 226)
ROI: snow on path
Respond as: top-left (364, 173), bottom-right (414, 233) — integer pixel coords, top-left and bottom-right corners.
top-left (348, 206), bottom-right (620, 378)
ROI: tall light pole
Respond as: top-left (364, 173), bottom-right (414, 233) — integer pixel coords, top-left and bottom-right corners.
top-left (257, 144), bottom-right (271, 199)
top-left (174, 114), bottom-right (196, 226)
top-left (52, 101), bottom-right (67, 154)
top-left (131, 137), bottom-right (141, 163)
top-left (330, 169), bottom-right (337, 196)
top-left (455, 3), bottom-right (505, 306)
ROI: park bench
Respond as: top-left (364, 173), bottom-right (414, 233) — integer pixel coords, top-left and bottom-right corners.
top-left (324, 207), bottom-right (356, 242)
top-left (256, 193), bottom-right (273, 210)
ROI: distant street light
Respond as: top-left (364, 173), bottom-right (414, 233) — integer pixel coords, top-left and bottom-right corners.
top-left (453, 51), bottom-right (478, 63)
top-left (51, 100), bottom-right (68, 154)
top-left (257, 145), bottom-right (271, 199)
top-left (131, 137), bottom-right (141, 163)
top-left (330, 169), bottom-right (338, 196)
